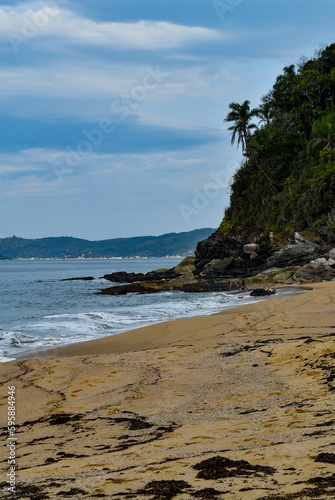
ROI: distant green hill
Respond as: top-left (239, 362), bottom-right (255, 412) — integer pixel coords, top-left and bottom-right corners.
top-left (0, 229), bottom-right (215, 259)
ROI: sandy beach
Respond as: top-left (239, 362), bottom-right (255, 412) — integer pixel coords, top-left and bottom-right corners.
top-left (1, 283), bottom-right (335, 499)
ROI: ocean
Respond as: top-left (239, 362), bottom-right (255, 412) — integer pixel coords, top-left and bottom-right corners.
top-left (0, 258), bottom-right (269, 363)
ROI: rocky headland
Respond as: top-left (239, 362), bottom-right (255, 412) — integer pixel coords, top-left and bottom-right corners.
top-left (98, 231), bottom-right (335, 295)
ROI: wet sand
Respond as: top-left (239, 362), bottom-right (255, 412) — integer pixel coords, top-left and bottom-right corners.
top-left (0, 282), bottom-right (335, 499)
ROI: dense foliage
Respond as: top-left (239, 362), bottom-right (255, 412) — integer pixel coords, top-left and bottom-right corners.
top-left (221, 43), bottom-right (335, 240)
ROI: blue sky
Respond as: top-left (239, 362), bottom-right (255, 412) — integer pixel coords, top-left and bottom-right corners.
top-left (0, 0), bottom-right (334, 239)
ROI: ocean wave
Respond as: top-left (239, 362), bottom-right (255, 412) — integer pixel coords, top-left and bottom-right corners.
top-left (0, 291), bottom-right (242, 361)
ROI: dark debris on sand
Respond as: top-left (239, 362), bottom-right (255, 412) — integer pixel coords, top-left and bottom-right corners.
top-left (314, 452), bottom-right (335, 464)
top-left (137, 480), bottom-right (192, 499)
top-left (259, 473), bottom-right (335, 499)
top-left (0, 482), bottom-right (50, 500)
top-left (191, 487), bottom-right (225, 498)
top-left (193, 455), bottom-right (276, 480)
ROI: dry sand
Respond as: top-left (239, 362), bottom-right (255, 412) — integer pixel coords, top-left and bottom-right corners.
top-left (0, 283), bottom-right (335, 499)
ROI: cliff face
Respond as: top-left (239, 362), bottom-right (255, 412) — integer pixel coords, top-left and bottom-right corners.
top-left (195, 231), bottom-right (244, 260)
top-left (195, 230), bottom-right (276, 273)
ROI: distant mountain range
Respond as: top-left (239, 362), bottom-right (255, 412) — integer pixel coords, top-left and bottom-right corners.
top-left (0, 229), bottom-right (215, 259)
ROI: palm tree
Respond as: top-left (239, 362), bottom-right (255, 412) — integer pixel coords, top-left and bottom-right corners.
top-left (254, 102), bottom-right (275, 126)
top-left (224, 100), bottom-right (257, 155)
top-left (308, 110), bottom-right (335, 152)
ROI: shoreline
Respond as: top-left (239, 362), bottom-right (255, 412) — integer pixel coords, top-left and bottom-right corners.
top-left (0, 281), bottom-right (334, 498)
top-left (14, 284), bottom-right (312, 362)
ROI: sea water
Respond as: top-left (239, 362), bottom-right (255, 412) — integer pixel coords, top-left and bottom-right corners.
top-left (0, 258), bottom-right (258, 362)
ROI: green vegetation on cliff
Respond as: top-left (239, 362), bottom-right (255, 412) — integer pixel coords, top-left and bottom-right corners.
top-left (220, 43), bottom-right (335, 241)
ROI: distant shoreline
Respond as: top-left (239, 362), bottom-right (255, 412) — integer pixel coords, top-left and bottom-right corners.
top-left (1, 256), bottom-right (185, 261)
top-left (0, 228), bottom-right (215, 260)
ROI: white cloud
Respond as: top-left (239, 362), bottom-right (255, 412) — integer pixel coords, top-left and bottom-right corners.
top-left (0, 63), bottom-right (165, 99)
top-left (0, 148), bottom-right (50, 174)
top-left (0, 62), bottom-right (240, 130)
top-left (0, 63), bottom-right (239, 99)
top-left (0, 5), bottom-right (222, 50)
top-left (5, 183), bottom-right (85, 197)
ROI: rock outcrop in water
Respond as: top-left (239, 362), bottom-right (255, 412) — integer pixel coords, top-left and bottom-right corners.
top-left (97, 231), bottom-right (335, 295)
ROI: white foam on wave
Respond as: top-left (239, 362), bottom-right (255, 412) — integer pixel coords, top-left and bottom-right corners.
top-left (0, 291), bottom-right (245, 362)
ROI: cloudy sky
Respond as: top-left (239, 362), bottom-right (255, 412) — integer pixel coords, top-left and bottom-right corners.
top-left (0, 0), bottom-right (334, 240)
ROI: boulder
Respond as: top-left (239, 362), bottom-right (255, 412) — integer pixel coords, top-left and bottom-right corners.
top-left (312, 257), bottom-right (329, 267)
top-left (267, 243), bottom-right (322, 268)
top-left (293, 258), bottom-right (335, 282)
top-left (169, 272), bottom-right (198, 288)
top-left (178, 279), bottom-right (230, 292)
top-left (329, 248), bottom-right (335, 260)
top-left (243, 243), bottom-right (260, 254)
top-left (174, 257), bottom-right (196, 275)
top-left (317, 233), bottom-right (335, 247)
top-left (102, 268), bottom-right (177, 283)
top-left (195, 231), bottom-right (244, 259)
top-left (244, 267), bottom-right (298, 288)
top-left (199, 258), bottom-right (235, 277)
top-left (288, 231), bottom-right (305, 244)
top-left (250, 287), bottom-right (276, 297)
top-left (102, 271), bottom-right (143, 283)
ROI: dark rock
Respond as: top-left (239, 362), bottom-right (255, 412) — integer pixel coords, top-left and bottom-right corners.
top-left (198, 258), bottom-right (239, 277)
top-left (195, 231), bottom-right (245, 260)
top-left (293, 257), bottom-right (335, 282)
top-left (317, 232), bottom-right (335, 246)
top-left (102, 271), bottom-right (143, 283)
top-left (98, 282), bottom-right (162, 295)
top-left (96, 231), bottom-right (335, 296)
top-left (178, 279), bottom-right (230, 293)
top-left (250, 287), bottom-right (276, 297)
top-left (145, 268), bottom-right (179, 281)
top-left (61, 276), bottom-right (94, 281)
top-left (243, 243), bottom-right (260, 254)
top-left (174, 256), bottom-right (196, 274)
top-left (98, 277), bottom-right (231, 295)
top-left (195, 232), bottom-right (276, 277)
top-left (288, 231), bottom-right (305, 244)
top-left (102, 268), bottom-right (177, 283)
top-left (267, 243), bottom-right (323, 268)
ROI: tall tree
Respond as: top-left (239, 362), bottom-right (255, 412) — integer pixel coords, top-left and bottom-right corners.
top-left (224, 100), bottom-right (257, 154)
top-left (308, 109), bottom-right (335, 151)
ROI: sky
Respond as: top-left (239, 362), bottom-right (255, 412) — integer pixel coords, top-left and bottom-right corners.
top-left (0, 0), bottom-right (334, 240)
